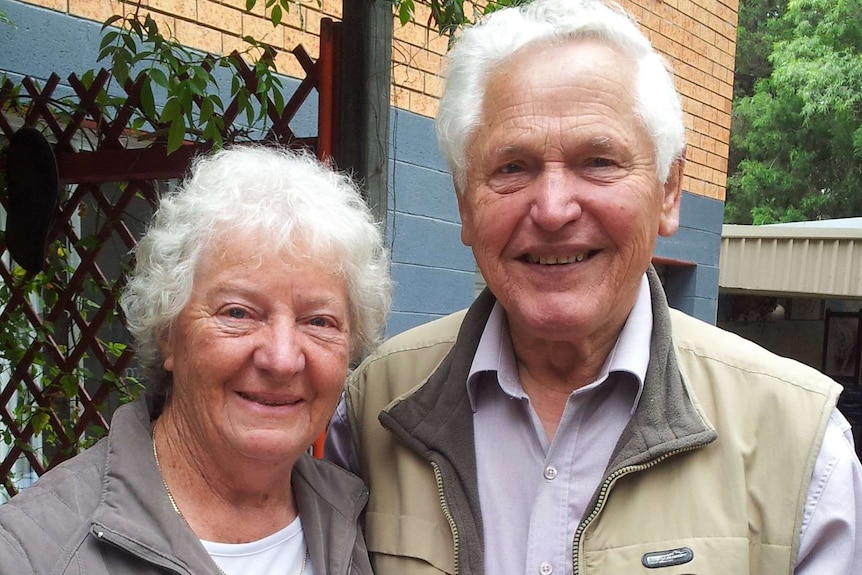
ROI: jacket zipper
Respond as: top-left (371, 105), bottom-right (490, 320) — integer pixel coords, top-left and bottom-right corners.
top-left (432, 461), bottom-right (461, 575)
top-left (571, 445), bottom-right (700, 575)
top-left (92, 526), bottom-right (190, 575)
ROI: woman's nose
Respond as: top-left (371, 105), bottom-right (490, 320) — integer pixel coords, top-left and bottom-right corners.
top-left (254, 318), bottom-right (306, 377)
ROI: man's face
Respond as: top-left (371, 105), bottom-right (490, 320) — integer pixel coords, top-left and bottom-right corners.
top-left (458, 39), bottom-right (682, 347)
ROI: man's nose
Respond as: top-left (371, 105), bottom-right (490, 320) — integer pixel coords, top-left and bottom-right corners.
top-left (254, 317), bottom-right (306, 376)
top-left (529, 169), bottom-right (583, 231)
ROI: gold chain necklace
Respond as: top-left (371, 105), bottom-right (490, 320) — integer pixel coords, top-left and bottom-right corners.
top-left (152, 427), bottom-right (309, 575)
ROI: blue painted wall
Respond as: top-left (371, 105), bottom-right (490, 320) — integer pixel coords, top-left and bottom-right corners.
top-left (1, 0), bottom-right (723, 334)
top-left (386, 109), bottom-right (475, 335)
top-left (657, 191), bottom-right (724, 323)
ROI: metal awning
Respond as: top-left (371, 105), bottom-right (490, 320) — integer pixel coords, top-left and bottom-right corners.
top-left (720, 218), bottom-right (862, 299)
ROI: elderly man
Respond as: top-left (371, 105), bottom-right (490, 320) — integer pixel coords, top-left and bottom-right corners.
top-left (326, 1), bottom-right (862, 574)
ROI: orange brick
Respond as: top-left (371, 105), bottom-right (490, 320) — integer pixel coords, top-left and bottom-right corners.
top-left (271, 47), bottom-right (304, 79)
top-left (219, 0), bottom-right (264, 17)
top-left (22, 0), bottom-right (67, 13)
top-left (273, 2), bottom-right (305, 31)
top-left (424, 72), bottom-right (445, 98)
top-left (149, 0), bottom-right (195, 20)
top-left (394, 19), bottom-right (431, 47)
top-left (68, 0), bottom-right (116, 22)
top-left (283, 26), bottom-right (316, 54)
top-left (309, 0), bottom-right (341, 19)
top-left (393, 62), bottom-right (422, 92)
top-left (174, 19), bottom-right (223, 55)
top-left (391, 84), bottom-right (408, 109)
top-left (197, 0), bottom-right (242, 34)
top-left (410, 90), bottom-right (439, 119)
top-left (242, 12), bottom-right (282, 46)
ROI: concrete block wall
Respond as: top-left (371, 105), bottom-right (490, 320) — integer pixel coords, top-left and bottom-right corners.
top-left (386, 108), bottom-right (474, 335)
top-left (657, 192), bottom-right (725, 322)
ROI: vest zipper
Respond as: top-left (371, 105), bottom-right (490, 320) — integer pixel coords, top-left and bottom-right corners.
top-left (432, 461), bottom-right (461, 575)
top-left (571, 445), bottom-right (700, 575)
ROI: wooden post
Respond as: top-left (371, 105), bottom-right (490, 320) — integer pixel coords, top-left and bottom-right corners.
top-left (335, 0), bottom-right (392, 227)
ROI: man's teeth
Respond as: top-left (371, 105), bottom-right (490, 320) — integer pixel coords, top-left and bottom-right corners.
top-left (527, 253), bottom-right (587, 265)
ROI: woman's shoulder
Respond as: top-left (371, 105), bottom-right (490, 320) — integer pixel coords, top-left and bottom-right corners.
top-left (0, 440), bottom-right (109, 569)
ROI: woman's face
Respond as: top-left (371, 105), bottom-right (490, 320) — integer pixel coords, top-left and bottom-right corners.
top-left (159, 234), bottom-right (350, 467)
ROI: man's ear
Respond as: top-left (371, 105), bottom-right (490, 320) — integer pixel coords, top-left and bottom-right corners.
top-left (658, 157), bottom-right (684, 238)
top-left (455, 184), bottom-right (475, 247)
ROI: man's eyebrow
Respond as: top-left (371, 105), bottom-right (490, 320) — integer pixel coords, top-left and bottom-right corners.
top-left (494, 144), bottom-right (523, 156)
top-left (588, 136), bottom-right (613, 150)
top-left (494, 137), bottom-right (615, 156)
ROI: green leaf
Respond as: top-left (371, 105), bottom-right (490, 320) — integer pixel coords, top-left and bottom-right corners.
top-left (147, 67), bottom-right (168, 89)
top-left (99, 30), bottom-right (119, 52)
top-left (200, 96), bottom-right (215, 123)
top-left (112, 52), bottom-right (130, 85)
top-left (246, 0), bottom-right (257, 10)
top-left (31, 411), bottom-right (49, 435)
top-left (139, 78), bottom-right (156, 119)
top-left (60, 374), bottom-right (79, 398)
top-left (100, 14), bottom-right (123, 31)
top-left (270, 4), bottom-right (282, 26)
top-left (398, 2), bottom-right (412, 26)
top-left (159, 96), bottom-right (180, 123)
top-left (272, 86), bottom-right (285, 115)
top-left (122, 31), bottom-right (137, 52)
top-left (167, 115), bottom-right (186, 154)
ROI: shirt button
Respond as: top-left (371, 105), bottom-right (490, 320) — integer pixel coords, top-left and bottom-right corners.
top-left (539, 561), bottom-right (553, 575)
top-left (544, 466), bottom-right (557, 480)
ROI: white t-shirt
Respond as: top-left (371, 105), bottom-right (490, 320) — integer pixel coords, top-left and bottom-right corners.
top-left (201, 516), bottom-right (313, 575)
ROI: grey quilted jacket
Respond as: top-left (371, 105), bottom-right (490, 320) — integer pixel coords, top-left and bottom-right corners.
top-left (0, 396), bottom-right (373, 575)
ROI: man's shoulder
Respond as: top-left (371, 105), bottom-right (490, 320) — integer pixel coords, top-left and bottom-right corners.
top-left (370, 308), bottom-right (468, 360)
top-left (347, 309), bottom-right (468, 397)
top-left (669, 308), bottom-right (840, 399)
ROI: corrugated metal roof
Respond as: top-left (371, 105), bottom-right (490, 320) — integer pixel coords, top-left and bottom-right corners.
top-left (720, 221), bottom-right (862, 298)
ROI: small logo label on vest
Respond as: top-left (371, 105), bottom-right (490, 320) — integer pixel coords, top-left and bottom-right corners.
top-left (641, 547), bottom-right (694, 568)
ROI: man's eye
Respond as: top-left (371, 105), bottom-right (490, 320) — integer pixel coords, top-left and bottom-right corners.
top-left (226, 308), bottom-right (248, 319)
top-left (499, 162), bottom-right (523, 174)
top-left (588, 157), bottom-right (616, 168)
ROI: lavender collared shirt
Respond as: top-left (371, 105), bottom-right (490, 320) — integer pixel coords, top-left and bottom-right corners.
top-left (468, 275), bottom-right (862, 575)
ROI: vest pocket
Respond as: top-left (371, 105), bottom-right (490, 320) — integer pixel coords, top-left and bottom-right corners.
top-left (582, 537), bottom-right (750, 573)
top-left (365, 511), bottom-right (455, 574)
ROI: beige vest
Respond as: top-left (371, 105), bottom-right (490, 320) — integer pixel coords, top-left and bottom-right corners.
top-left (346, 307), bottom-right (839, 575)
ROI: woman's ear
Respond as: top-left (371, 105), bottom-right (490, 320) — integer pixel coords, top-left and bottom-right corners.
top-left (158, 328), bottom-right (175, 372)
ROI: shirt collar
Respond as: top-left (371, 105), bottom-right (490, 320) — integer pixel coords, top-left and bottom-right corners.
top-left (467, 274), bottom-right (652, 414)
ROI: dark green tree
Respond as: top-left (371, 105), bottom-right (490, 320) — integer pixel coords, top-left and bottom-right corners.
top-left (726, 0), bottom-right (862, 224)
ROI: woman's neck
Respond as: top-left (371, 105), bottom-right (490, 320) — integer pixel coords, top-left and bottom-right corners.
top-left (152, 414), bottom-right (299, 543)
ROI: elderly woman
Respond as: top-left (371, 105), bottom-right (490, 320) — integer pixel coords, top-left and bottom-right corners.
top-left (0, 146), bottom-right (391, 574)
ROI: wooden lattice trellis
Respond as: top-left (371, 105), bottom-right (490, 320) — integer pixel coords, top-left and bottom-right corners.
top-left (0, 23), bottom-right (340, 499)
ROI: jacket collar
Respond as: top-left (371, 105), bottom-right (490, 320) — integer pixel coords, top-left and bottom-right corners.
top-left (605, 268), bottom-right (717, 473)
top-left (91, 397), bottom-right (214, 574)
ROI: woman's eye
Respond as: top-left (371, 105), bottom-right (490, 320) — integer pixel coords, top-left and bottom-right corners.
top-left (308, 316), bottom-right (333, 328)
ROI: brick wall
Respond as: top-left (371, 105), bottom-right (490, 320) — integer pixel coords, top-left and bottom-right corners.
top-left (18, 0), bottom-right (737, 201)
